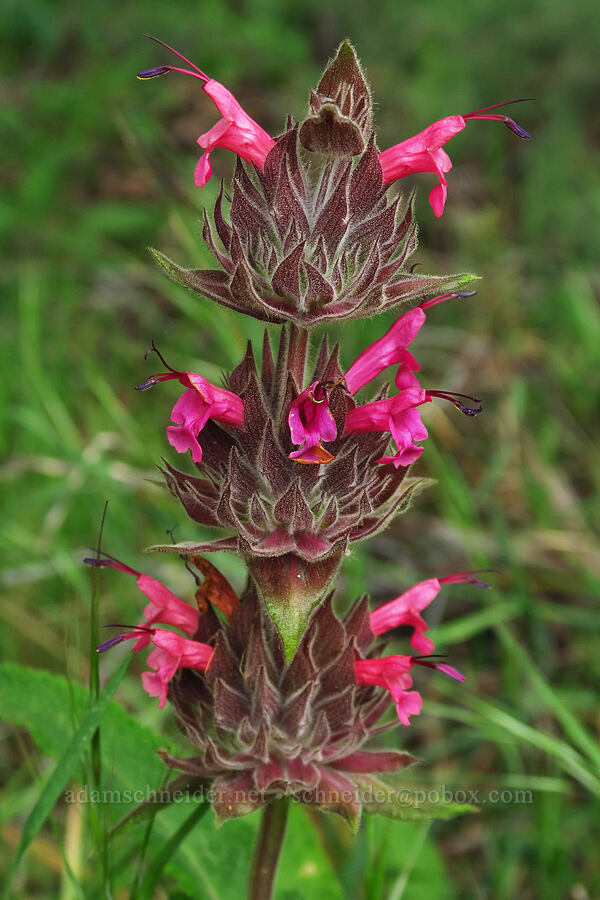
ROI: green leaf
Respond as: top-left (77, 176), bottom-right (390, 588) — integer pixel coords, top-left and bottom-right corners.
top-left (4, 655), bottom-right (130, 893)
top-left (357, 775), bottom-right (477, 822)
top-left (0, 662), bottom-right (167, 823)
top-left (276, 806), bottom-right (344, 900)
top-left (494, 623), bottom-right (600, 775)
top-left (366, 818), bottom-right (456, 900)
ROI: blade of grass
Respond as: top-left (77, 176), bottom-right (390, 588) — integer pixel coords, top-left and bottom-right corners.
top-left (5, 654), bottom-right (130, 897)
top-left (494, 621), bottom-right (600, 774)
top-left (431, 600), bottom-right (520, 645)
top-left (90, 501), bottom-right (108, 778)
top-left (468, 696), bottom-right (600, 798)
top-left (387, 821), bottom-right (431, 900)
top-left (132, 799), bottom-right (209, 900)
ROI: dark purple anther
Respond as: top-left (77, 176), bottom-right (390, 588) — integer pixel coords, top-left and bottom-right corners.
top-left (428, 389), bottom-right (483, 416)
top-left (136, 376), bottom-right (159, 391)
top-left (137, 66), bottom-right (171, 80)
top-left (504, 118), bottom-right (531, 140)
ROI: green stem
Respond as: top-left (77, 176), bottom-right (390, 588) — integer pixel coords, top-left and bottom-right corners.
top-left (247, 797), bottom-right (290, 900)
top-left (90, 500), bottom-right (108, 787)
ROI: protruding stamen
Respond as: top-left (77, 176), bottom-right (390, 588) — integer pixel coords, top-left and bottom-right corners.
top-left (420, 290), bottom-right (477, 311)
top-left (96, 624), bottom-right (154, 654)
top-left (464, 98), bottom-right (535, 116)
top-left (83, 553), bottom-right (139, 577)
top-left (136, 376), bottom-right (160, 391)
top-left (436, 663), bottom-right (466, 682)
top-left (141, 35), bottom-right (209, 82)
top-left (428, 389), bottom-right (483, 416)
top-left (97, 634), bottom-right (130, 653)
top-left (136, 341), bottom-right (184, 390)
top-left (439, 571), bottom-right (494, 589)
top-left (137, 66), bottom-right (171, 80)
top-left (412, 656), bottom-right (465, 682)
top-left (312, 378), bottom-right (349, 403)
top-left (463, 98), bottom-right (534, 140)
top-left (145, 340), bottom-right (179, 373)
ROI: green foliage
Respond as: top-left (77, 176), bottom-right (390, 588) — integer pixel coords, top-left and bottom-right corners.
top-left (357, 774), bottom-right (477, 821)
top-left (2, 0), bottom-right (600, 897)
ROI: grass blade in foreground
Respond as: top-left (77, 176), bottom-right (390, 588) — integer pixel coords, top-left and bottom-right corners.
top-left (132, 798), bottom-right (209, 900)
top-left (5, 655), bottom-right (130, 896)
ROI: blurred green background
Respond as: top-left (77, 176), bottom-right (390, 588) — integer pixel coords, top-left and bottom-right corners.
top-left (1, 0), bottom-right (600, 897)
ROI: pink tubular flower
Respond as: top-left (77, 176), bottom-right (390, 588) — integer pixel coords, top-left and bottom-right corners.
top-left (142, 630), bottom-right (213, 708)
top-left (344, 307), bottom-right (426, 396)
top-left (341, 292), bottom-right (481, 466)
top-left (369, 572), bottom-right (490, 653)
top-left (137, 345), bottom-right (244, 464)
top-left (355, 573), bottom-right (489, 723)
top-left (344, 387), bottom-right (430, 467)
top-left (288, 381), bottom-right (338, 464)
top-left (355, 655), bottom-right (423, 726)
top-left (97, 626), bottom-right (213, 709)
top-left (83, 554), bottom-right (199, 651)
top-left (379, 100), bottom-right (531, 217)
top-left (137, 37), bottom-right (275, 189)
top-left (355, 654), bottom-right (464, 726)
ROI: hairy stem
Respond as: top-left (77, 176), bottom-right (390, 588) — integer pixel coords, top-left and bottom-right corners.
top-left (288, 323), bottom-right (309, 388)
top-left (247, 797), bottom-right (290, 900)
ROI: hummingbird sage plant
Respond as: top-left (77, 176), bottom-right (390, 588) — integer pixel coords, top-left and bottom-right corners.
top-left (88, 36), bottom-right (530, 898)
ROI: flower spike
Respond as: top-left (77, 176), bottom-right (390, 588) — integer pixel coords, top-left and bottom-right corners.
top-left (89, 40), bottom-right (532, 825)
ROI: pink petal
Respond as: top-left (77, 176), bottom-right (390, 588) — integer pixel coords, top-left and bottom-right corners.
top-left (379, 116), bottom-right (466, 215)
top-left (166, 424), bottom-right (203, 463)
top-left (136, 573), bottom-right (199, 635)
top-left (167, 388), bottom-right (212, 462)
top-left (370, 578), bottom-right (442, 636)
top-left (394, 689), bottom-right (423, 726)
top-left (194, 151), bottom-right (212, 189)
top-left (345, 307), bottom-right (426, 395)
top-left (288, 382), bottom-right (338, 464)
top-left (186, 374), bottom-right (244, 426)
top-left (429, 180), bottom-right (448, 218)
top-left (141, 670), bottom-right (168, 708)
top-left (197, 115), bottom-right (230, 151)
top-left (151, 630), bottom-right (213, 669)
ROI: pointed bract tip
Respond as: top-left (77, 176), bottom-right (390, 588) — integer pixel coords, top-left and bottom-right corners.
top-left (337, 38), bottom-right (358, 58)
